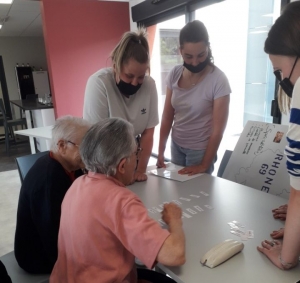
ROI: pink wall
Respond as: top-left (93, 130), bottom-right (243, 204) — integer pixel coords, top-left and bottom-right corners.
top-left (41, 0), bottom-right (130, 118)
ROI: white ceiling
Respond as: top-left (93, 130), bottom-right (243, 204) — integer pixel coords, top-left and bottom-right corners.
top-left (0, 0), bottom-right (131, 37)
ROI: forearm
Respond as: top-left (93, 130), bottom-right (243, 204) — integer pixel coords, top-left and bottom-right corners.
top-left (169, 219), bottom-right (185, 249)
top-left (158, 119), bottom-right (173, 156)
top-left (199, 95), bottom-right (229, 169)
top-left (167, 220), bottom-right (186, 264)
top-left (137, 130), bottom-right (154, 173)
top-left (281, 188), bottom-right (300, 264)
top-left (158, 219), bottom-right (185, 266)
top-left (200, 132), bottom-right (223, 169)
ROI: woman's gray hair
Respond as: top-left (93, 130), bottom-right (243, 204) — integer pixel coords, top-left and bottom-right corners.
top-left (80, 117), bottom-right (136, 176)
top-left (51, 116), bottom-right (91, 152)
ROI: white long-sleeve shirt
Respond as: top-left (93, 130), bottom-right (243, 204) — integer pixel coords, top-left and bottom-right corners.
top-left (285, 77), bottom-right (300, 190)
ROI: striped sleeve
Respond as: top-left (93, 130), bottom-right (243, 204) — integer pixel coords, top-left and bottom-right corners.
top-left (285, 77), bottom-right (300, 190)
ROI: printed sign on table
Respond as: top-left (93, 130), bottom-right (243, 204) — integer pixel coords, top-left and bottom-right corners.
top-left (222, 121), bottom-right (290, 199)
top-left (149, 163), bottom-right (203, 182)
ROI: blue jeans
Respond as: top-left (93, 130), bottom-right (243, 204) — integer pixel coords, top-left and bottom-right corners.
top-left (171, 140), bottom-right (216, 174)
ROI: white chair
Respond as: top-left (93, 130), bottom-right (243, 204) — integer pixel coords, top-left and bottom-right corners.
top-left (0, 251), bottom-right (49, 283)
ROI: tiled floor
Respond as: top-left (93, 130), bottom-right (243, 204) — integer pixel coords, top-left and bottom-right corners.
top-left (0, 137), bottom-right (31, 172)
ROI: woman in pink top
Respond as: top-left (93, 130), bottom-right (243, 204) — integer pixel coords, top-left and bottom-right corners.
top-left (50, 118), bottom-right (185, 283)
top-left (157, 20), bottom-right (231, 175)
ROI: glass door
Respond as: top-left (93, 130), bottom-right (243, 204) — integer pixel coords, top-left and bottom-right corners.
top-left (146, 0), bottom-right (281, 173)
top-left (148, 15), bottom-right (186, 160)
top-left (195, 0), bottom-right (281, 134)
top-left (195, 0), bottom-right (281, 174)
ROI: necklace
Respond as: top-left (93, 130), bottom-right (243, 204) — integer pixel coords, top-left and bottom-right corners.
top-left (186, 66), bottom-right (209, 86)
top-left (189, 73), bottom-right (202, 86)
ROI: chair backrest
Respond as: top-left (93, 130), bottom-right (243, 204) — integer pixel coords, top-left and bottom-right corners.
top-left (0, 251), bottom-right (49, 283)
top-left (15, 151), bottom-right (49, 184)
top-left (217, 150), bottom-right (233, 178)
top-left (0, 98), bottom-right (8, 124)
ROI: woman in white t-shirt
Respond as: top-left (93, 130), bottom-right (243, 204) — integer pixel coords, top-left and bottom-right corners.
top-left (83, 29), bottom-right (158, 183)
top-left (157, 20), bottom-right (231, 175)
top-left (257, 1), bottom-right (300, 270)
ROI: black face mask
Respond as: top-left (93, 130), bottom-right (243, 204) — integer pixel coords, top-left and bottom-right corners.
top-left (116, 79), bottom-right (141, 96)
top-left (274, 57), bottom-right (298, 98)
top-left (183, 56), bottom-right (210, 73)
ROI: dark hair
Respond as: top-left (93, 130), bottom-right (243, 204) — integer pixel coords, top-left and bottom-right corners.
top-left (265, 1), bottom-right (300, 56)
top-left (179, 20), bottom-right (213, 64)
top-left (111, 28), bottom-right (149, 75)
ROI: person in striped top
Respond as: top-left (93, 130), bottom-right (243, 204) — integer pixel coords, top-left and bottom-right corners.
top-left (257, 1), bottom-right (300, 270)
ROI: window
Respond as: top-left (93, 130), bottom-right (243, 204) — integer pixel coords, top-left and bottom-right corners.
top-left (148, 15), bottom-right (185, 159)
top-left (146, 0), bottom-right (282, 173)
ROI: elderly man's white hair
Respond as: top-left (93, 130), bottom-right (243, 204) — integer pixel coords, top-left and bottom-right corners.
top-left (80, 117), bottom-right (136, 176)
top-left (51, 116), bottom-right (91, 152)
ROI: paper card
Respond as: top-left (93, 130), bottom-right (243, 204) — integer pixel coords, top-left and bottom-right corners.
top-left (231, 220), bottom-right (245, 228)
top-left (148, 163), bottom-right (203, 182)
top-left (246, 230), bottom-right (254, 238)
top-left (190, 194), bottom-right (200, 198)
top-left (200, 191), bottom-right (209, 196)
top-left (186, 208), bottom-right (197, 214)
top-left (230, 230), bottom-right (243, 237)
top-left (152, 207), bottom-right (162, 213)
top-left (172, 200), bottom-right (182, 205)
top-left (194, 205), bottom-right (204, 212)
top-left (204, 205), bottom-right (214, 210)
top-left (228, 222), bottom-right (239, 229)
top-left (148, 209), bottom-right (156, 214)
top-left (230, 227), bottom-right (245, 235)
top-left (179, 197), bottom-right (191, 201)
top-left (182, 212), bottom-right (192, 218)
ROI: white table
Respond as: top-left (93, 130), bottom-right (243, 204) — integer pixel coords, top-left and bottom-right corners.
top-left (129, 172), bottom-right (300, 283)
top-left (10, 100), bottom-right (55, 153)
top-left (14, 126), bottom-right (53, 153)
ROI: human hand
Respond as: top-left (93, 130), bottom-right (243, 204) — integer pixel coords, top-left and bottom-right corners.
top-left (257, 240), bottom-right (284, 269)
top-left (162, 203), bottom-right (182, 225)
top-left (272, 204), bottom-right (288, 220)
top-left (134, 171), bottom-right (148, 182)
top-left (178, 164), bottom-right (207, 176)
top-left (156, 155), bottom-right (167, 168)
top-left (271, 228), bottom-right (284, 239)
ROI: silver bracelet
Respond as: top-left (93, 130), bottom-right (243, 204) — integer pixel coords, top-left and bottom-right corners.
top-left (279, 254), bottom-right (296, 270)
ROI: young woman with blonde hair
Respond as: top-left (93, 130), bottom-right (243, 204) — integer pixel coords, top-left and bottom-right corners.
top-left (83, 29), bottom-right (158, 183)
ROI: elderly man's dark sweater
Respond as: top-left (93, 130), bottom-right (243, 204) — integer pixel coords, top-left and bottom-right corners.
top-left (14, 154), bottom-right (83, 274)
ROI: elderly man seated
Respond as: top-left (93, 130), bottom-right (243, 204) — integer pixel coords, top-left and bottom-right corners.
top-left (50, 118), bottom-right (185, 283)
top-left (14, 116), bottom-right (91, 274)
